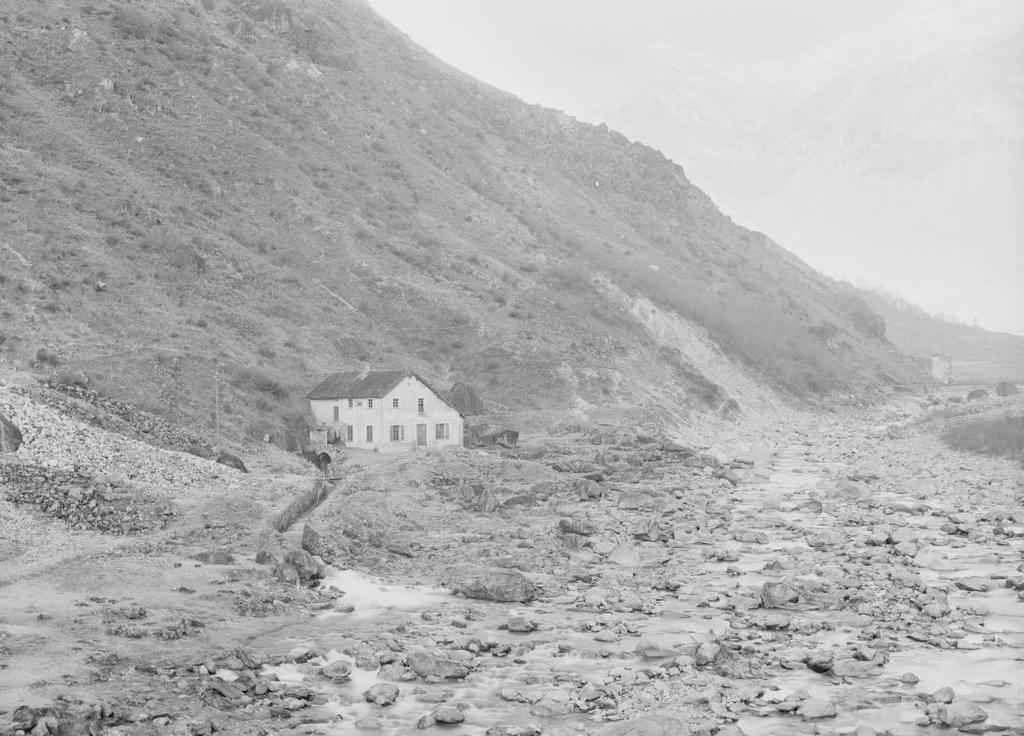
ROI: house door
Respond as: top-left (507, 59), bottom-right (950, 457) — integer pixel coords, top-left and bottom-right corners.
top-left (416, 424), bottom-right (427, 446)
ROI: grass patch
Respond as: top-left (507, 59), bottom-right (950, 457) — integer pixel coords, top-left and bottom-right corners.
top-left (231, 368), bottom-right (290, 401)
top-left (943, 413), bottom-right (1024, 462)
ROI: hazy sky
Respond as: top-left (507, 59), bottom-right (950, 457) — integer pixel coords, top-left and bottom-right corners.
top-left (368, 1), bottom-right (1022, 334)
top-left (370, 0), bottom-right (913, 111)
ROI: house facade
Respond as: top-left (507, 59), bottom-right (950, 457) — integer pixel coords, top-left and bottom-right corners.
top-left (307, 371), bottom-right (463, 453)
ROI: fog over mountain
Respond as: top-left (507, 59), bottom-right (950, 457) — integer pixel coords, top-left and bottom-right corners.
top-left (372, 0), bottom-right (1024, 335)
top-left (588, 0), bottom-right (1024, 334)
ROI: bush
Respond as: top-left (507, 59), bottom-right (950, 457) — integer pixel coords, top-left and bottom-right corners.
top-left (112, 6), bottom-right (177, 43)
top-left (232, 369), bottom-right (290, 401)
top-left (35, 347), bottom-right (59, 366)
top-left (943, 414), bottom-right (1024, 462)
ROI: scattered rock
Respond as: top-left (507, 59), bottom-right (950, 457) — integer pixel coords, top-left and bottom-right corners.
top-left (282, 550), bottom-right (325, 584)
top-left (956, 578), bottom-right (995, 592)
top-left (364, 683), bottom-right (400, 706)
top-left (695, 641), bottom-right (721, 666)
top-left (995, 381), bottom-right (1018, 397)
top-left (255, 550), bottom-right (278, 565)
top-left (321, 659), bottom-right (353, 683)
top-left (931, 686), bottom-right (956, 704)
top-left (215, 452), bottom-right (248, 473)
top-left (558, 517), bottom-right (596, 536)
top-left (506, 610), bottom-right (536, 633)
top-left (302, 523), bottom-right (339, 565)
top-left (449, 569), bottom-right (535, 602)
top-left (0, 412), bottom-right (23, 452)
top-left (759, 580), bottom-right (800, 608)
top-left (407, 650), bottom-right (471, 680)
top-left (429, 705), bottom-right (465, 724)
top-left (804, 651), bottom-right (834, 673)
top-left (799, 698), bottom-right (837, 719)
top-left (191, 550), bottom-right (235, 565)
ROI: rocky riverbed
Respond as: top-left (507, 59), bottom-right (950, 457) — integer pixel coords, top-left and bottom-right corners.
top-left (1, 381), bottom-right (1022, 736)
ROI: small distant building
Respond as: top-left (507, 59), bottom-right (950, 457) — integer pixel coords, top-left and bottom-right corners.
top-left (307, 370), bottom-right (463, 453)
top-left (930, 354), bottom-right (953, 385)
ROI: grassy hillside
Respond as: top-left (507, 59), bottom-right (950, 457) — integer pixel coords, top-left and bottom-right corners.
top-left (0, 0), bottom-right (923, 443)
top-left (847, 287), bottom-right (1024, 383)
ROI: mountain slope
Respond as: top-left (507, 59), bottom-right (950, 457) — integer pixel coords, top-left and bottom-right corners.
top-left (0, 0), bottom-right (923, 442)
top-left (590, 0), bottom-right (1024, 335)
top-left (846, 287), bottom-right (1024, 383)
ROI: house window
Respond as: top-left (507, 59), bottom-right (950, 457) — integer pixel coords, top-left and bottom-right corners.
top-left (368, 398), bottom-right (373, 408)
top-left (366, 425), bottom-right (373, 442)
top-left (348, 399), bottom-right (353, 408)
top-left (346, 425), bottom-right (353, 442)
top-left (417, 398), bottom-right (425, 414)
top-left (392, 398), bottom-right (399, 408)
top-left (435, 423), bottom-right (449, 440)
top-left (333, 406), bottom-right (339, 421)
top-left (390, 424), bottom-right (405, 442)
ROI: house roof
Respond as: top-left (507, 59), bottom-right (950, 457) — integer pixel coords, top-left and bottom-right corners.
top-left (306, 371), bottom-right (408, 400)
top-left (306, 371), bottom-right (459, 415)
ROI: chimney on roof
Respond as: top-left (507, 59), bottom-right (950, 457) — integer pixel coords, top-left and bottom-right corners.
top-left (357, 365), bottom-right (370, 379)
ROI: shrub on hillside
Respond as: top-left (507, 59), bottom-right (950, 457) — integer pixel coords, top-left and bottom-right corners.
top-left (231, 369), bottom-right (290, 402)
top-left (838, 293), bottom-right (887, 340)
top-left (112, 6), bottom-right (177, 43)
top-left (943, 414), bottom-right (1024, 462)
top-left (35, 347), bottom-right (59, 367)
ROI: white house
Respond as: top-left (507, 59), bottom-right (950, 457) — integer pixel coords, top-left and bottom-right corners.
top-left (307, 371), bottom-right (464, 453)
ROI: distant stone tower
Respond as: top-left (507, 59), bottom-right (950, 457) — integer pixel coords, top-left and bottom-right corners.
top-left (930, 354), bottom-right (953, 385)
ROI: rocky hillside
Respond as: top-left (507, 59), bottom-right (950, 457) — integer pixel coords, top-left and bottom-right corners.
top-left (0, 0), bottom-right (922, 443)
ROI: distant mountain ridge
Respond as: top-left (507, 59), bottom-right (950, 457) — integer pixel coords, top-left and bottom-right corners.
top-left (846, 286), bottom-right (1024, 383)
top-left (0, 0), bottom-right (922, 441)
top-left (590, 0), bottom-right (1024, 335)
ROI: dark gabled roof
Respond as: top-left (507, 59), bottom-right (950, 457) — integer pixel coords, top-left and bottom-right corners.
top-left (305, 371), bottom-right (461, 418)
top-left (306, 371), bottom-right (408, 400)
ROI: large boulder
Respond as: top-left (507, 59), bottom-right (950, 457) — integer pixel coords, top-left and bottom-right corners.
top-left (407, 650), bottom-right (471, 680)
top-left (449, 569), bottom-right (536, 602)
top-left (760, 580), bottom-right (800, 608)
top-left (0, 413), bottom-right (23, 453)
top-left (966, 388), bottom-right (988, 402)
top-left (469, 428), bottom-right (520, 449)
top-left (216, 452), bottom-right (248, 473)
top-left (302, 523), bottom-right (339, 565)
top-left (995, 381), bottom-right (1019, 397)
top-left (282, 549), bottom-right (325, 583)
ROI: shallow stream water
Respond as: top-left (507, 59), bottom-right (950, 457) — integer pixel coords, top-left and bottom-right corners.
top-left (736, 447), bottom-right (1024, 735)
top-left (257, 445), bottom-right (1024, 734)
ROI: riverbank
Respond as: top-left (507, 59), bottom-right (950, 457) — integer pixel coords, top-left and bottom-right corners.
top-left (1, 384), bottom-right (1022, 735)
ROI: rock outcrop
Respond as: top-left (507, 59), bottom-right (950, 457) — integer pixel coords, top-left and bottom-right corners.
top-left (0, 412), bottom-right (22, 452)
top-left (216, 452), bottom-right (248, 473)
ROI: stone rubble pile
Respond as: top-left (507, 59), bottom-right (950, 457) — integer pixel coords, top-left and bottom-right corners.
top-left (0, 382), bottom-right (245, 531)
top-left (38, 380), bottom-right (215, 457)
top-left (0, 463), bottom-right (174, 534)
